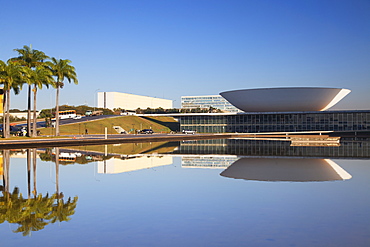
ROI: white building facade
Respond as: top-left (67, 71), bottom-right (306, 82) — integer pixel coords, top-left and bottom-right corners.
top-left (181, 95), bottom-right (242, 113)
top-left (97, 92), bottom-right (173, 111)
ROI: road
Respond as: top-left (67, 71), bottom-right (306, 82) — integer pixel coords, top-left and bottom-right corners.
top-left (10, 115), bottom-right (118, 128)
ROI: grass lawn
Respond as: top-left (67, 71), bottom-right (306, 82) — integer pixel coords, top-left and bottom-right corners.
top-left (39, 116), bottom-right (178, 136)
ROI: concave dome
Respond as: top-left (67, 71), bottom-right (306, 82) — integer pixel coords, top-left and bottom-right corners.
top-left (220, 87), bottom-right (351, 112)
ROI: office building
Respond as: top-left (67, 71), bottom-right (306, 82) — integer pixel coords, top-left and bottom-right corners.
top-left (175, 88), bottom-right (369, 134)
top-left (97, 92), bottom-right (173, 111)
top-left (181, 95), bottom-right (242, 113)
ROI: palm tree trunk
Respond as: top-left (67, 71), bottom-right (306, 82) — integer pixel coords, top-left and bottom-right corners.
top-left (6, 90), bottom-right (10, 138)
top-left (27, 84), bottom-right (31, 137)
top-left (55, 85), bottom-right (60, 136)
top-left (2, 91), bottom-right (6, 138)
top-left (32, 85), bottom-right (37, 137)
top-left (1, 151), bottom-right (4, 189)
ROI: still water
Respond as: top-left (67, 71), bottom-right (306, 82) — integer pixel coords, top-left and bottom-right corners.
top-left (1, 139), bottom-right (370, 246)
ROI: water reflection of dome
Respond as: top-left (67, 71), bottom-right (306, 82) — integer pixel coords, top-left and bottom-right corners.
top-left (220, 87), bottom-right (351, 112)
top-left (220, 158), bottom-right (352, 182)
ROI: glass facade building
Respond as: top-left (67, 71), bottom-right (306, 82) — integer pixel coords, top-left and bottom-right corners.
top-left (177, 110), bottom-right (370, 133)
top-left (181, 95), bottom-right (242, 113)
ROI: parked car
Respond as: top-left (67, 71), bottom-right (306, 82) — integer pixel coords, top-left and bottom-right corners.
top-left (139, 129), bottom-right (153, 134)
top-left (182, 129), bottom-right (196, 134)
top-left (85, 110), bottom-right (93, 116)
top-left (85, 110), bottom-right (103, 116)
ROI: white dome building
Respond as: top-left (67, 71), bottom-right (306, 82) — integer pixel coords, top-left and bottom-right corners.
top-left (220, 87), bottom-right (351, 112)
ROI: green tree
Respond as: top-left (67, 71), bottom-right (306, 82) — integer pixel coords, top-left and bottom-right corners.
top-left (11, 45), bottom-right (49, 137)
top-left (0, 60), bottom-right (27, 138)
top-left (46, 58), bottom-right (78, 136)
top-left (27, 66), bottom-right (54, 136)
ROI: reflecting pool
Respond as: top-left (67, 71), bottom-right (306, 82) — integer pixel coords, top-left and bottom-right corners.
top-left (1, 138), bottom-right (370, 246)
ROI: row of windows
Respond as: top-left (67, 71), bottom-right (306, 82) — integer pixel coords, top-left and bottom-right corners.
top-left (181, 125), bottom-right (370, 133)
top-left (181, 96), bottom-right (242, 112)
top-left (179, 111), bottom-right (370, 133)
top-left (182, 96), bottom-right (222, 100)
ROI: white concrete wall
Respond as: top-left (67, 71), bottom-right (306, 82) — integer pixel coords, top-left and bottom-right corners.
top-left (97, 92), bottom-right (173, 110)
top-left (9, 112), bottom-right (39, 119)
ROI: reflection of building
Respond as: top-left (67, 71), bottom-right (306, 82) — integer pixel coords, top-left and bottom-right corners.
top-left (174, 138), bottom-right (370, 158)
top-left (181, 95), bottom-right (242, 113)
top-left (221, 158), bottom-right (352, 182)
top-left (181, 155), bottom-right (238, 169)
top-left (97, 156), bottom-right (173, 174)
top-left (97, 92), bottom-right (173, 111)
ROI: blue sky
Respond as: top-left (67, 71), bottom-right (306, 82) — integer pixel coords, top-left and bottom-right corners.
top-left (1, 0), bottom-right (369, 110)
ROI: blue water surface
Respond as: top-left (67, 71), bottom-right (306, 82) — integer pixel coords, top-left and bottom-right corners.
top-left (1, 153), bottom-right (369, 247)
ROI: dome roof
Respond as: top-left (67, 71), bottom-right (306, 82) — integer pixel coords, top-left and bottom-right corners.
top-left (220, 87), bottom-right (351, 112)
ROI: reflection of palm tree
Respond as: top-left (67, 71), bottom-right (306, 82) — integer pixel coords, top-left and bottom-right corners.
top-left (13, 193), bottom-right (55, 236)
top-left (32, 148), bottom-right (37, 196)
top-left (27, 149), bottom-right (31, 198)
top-left (0, 188), bottom-right (28, 224)
top-left (0, 151), bottom-right (79, 236)
top-left (50, 196), bottom-right (78, 224)
top-left (13, 214), bottom-right (49, 236)
top-left (0, 187), bottom-right (78, 236)
top-left (55, 147), bottom-right (60, 194)
top-left (2, 150), bottom-right (10, 193)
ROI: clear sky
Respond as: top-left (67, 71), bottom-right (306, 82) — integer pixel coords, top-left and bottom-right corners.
top-left (1, 0), bottom-right (369, 110)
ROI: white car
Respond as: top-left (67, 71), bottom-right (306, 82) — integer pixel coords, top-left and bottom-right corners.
top-left (182, 130), bottom-right (196, 134)
top-left (73, 115), bottom-right (82, 120)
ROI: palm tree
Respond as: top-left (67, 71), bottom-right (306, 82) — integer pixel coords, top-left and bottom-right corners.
top-left (0, 60), bottom-right (26, 138)
top-left (27, 66), bottom-right (54, 136)
top-left (11, 45), bottom-right (49, 137)
top-left (46, 58), bottom-right (78, 136)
